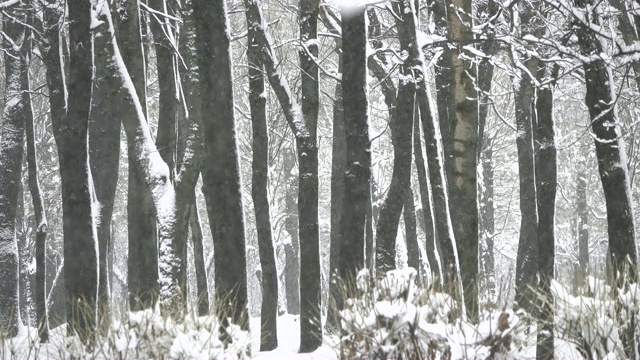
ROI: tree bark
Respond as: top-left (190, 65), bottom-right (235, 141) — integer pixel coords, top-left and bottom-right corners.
top-left (113, 0), bottom-right (159, 310)
top-left (480, 144), bottom-right (496, 302)
top-left (149, 0), bottom-right (179, 176)
top-left (534, 80), bottom-right (557, 360)
top-left (94, 2), bottom-right (179, 312)
top-left (90, 18), bottom-right (123, 320)
top-left (414, 112), bottom-right (440, 280)
top-left (246, 3), bottom-right (278, 348)
top-left (399, 0), bottom-right (459, 297)
top-left (62, 0), bottom-right (98, 340)
top-left (339, 4), bottom-right (369, 287)
top-left (0, 6), bottom-right (28, 338)
top-left (189, 201), bottom-right (209, 315)
top-left (404, 190), bottom-right (420, 272)
top-left (298, 0), bottom-right (322, 351)
top-left (447, 0), bottom-right (479, 322)
top-left (25, 42), bottom-right (49, 340)
top-left (193, 0), bottom-right (249, 330)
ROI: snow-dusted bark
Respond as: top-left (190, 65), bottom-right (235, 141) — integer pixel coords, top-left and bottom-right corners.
top-left (61, 0), bottom-right (99, 341)
top-left (0, 10), bottom-right (27, 336)
top-left (23, 35), bottom-right (49, 342)
top-left (574, 0), bottom-right (638, 355)
top-left (513, 1), bottom-right (543, 317)
top-left (282, 147), bottom-right (300, 315)
top-left (112, 0), bottom-right (159, 310)
top-left (193, 0), bottom-right (248, 331)
top-left (149, 0), bottom-right (179, 176)
top-left (93, 0), bottom-right (179, 311)
top-left (367, 7), bottom-right (413, 275)
top-left (244, 1), bottom-right (278, 348)
top-left (90, 20), bottom-right (122, 319)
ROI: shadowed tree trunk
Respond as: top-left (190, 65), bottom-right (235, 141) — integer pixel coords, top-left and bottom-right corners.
top-left (0, 13), bottom-right (26, 332)
top-left (61, 0), bottom-right (98, 340)
top-left (190, 201), bottom-right (209, 315)
top-left (404, 190), bottom-right (420, 272)
top-left (113, 0), bottom-right (159, 310)
top-left (246, 2), bottom-right (278, 348)
top-left (534, 80), bottom-right (557, 360)
top-left (25, 38), bottom-right (49, 340)
top-left (298, 0), bottom-right (322, 351)
top-left (513, 9), bottom-right (540, 316)
top-left (398, 0), bottom-right (459, 296)
top-left (372, 12), bottom-right (414, 273)
top-left (574, 2), bottom-right (638, 354)
top-left (480, 143), bottom-right (495, 302)
top-left (414, 114), bottom-right (440, 280)
top-left (90, 18), bottom-right (123, 321)
top-left (339, 1), bottom-right (369, 296)
top-left (447, 0), bottom-right (479, 322)
top-left (149, 0), bottom-right (178, 177)
top-left (41, 0), bottom-right (66, 333)
top-left (193, 0), bottom-right (249, 330)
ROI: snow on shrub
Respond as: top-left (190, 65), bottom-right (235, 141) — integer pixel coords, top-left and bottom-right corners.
top-left (338, 267), bottom-right (531, 359)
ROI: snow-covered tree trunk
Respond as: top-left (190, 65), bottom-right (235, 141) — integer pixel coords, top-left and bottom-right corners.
top-left (93, 0), bottom-right (179, 312)
top-left (112, 0), bottom-right (159, 310)
top-left (0, 20), bottom-right (26, 332)
top-left (282, 146), bottom-right (300, 315)
top-left (193, 0), bottom-right (249, 331)
top-left (245, 0), bottom-right (278, 349)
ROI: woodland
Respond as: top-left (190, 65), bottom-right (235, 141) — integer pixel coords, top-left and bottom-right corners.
top-left (0, 0), bottom-right (639, 358)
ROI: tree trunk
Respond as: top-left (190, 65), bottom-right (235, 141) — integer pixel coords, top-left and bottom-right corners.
top-left (149, 0), bottom-right (179, 176)
top-left (339, 3), bottom-right (369, 288)
top-left (326, 24), bottom-right (344, 331)
top-left (365, 186), bottom-right (375, 273)
top-left (94, 3), bottom-right (179, 312)
top-left (189, 201), bottom-right (209, 315)
top-left (62, 0), bottom-right (99, 340)
top-left (90, 19), bottom-right (123, 321)
top-left (0, 7), bottom-right (28, 338)
top-left (193, 0), bottom-right (249, 331)
top-left (534, 81), bottom-right (557, 360)
top-left (113, 0), bottom-right (159, 310)
top-left (246, 5), bottom-right (278, 348)
top-left (399, 0), bottom-right (459, 297)
top-left (283, 147), bottom-right (300, 315)
top-left (372, 8), bottom-right (414, 274)
top-left (25, 43), bottom-right (49, 340)
top-left (298, 0), bottom-right (322, 351)
top-left (404, 190), bottom-right (420, 272)
top-left (574, 2), bottom-right (638, 355)
top-left (447, 0), bottom-right (479, 322)
top-left (414, 111), bottom-right (440, 280)
top-left (17, 185), bottom-right (32, 327)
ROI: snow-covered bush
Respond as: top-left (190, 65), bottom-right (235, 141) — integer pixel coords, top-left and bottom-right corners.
top-left (338, 268), bottom-right (531, 359)
top-left (552, 277), bottom-right (640, 359)
top-left (3, 307), bottom-right (250, 360)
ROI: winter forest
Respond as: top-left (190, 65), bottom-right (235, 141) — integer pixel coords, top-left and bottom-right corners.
top-left (0, 0), bottom-right (640, 358)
